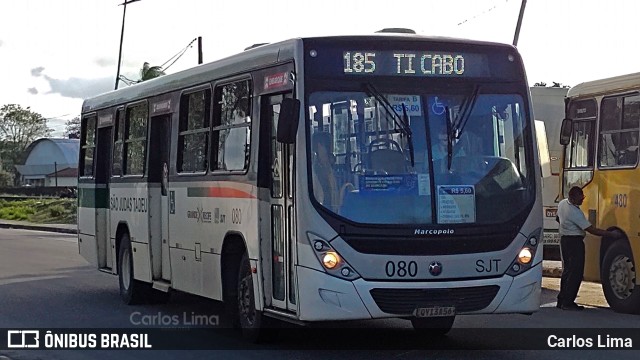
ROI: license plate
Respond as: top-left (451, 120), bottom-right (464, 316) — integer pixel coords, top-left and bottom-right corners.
top-left (543, 232), bottom-right (560, 245)
top-left (413, 306), bottom-right (456, 318)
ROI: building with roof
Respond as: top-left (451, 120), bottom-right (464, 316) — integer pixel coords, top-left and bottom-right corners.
top-left (14, 138), bottom-right (79, 187)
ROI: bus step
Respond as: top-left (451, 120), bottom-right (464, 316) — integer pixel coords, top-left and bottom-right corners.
top-left (263, 308), bottom-right (303, 325)
top-left (98, 267), bottom-right (113, 274)
top-left (152, 280), bottom-right (171, 292)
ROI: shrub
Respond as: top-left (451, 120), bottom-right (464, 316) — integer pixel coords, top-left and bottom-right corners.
top-left (48, 205), bottom-right (65, 218)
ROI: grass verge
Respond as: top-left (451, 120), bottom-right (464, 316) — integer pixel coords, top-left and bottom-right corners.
top-left (0, 198), bottom-right (77, 224)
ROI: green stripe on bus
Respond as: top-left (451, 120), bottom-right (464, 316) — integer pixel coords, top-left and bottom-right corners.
top-left (78, 187), bottom-right (109, 208)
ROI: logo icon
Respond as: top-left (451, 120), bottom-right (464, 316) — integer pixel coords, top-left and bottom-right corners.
top-left (428, 261), bottom-right (443, 276)
top-left (7, 330), bottom-right (39, 348)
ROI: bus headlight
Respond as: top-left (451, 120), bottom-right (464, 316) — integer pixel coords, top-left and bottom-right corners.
top-left (323, 252), bottom-right (340, 269)
top-left (518, 248), bottom-right (533, 264)
top-left (506, 229), bottom-right (541, 277)
top-left (307, 232), bottom-right (360, 280)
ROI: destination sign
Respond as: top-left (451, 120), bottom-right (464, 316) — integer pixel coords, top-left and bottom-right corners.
top-left (343, 50), bottom-right (489, 77)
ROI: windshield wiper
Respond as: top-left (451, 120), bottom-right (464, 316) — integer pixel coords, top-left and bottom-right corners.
top-left (363, 83), bottom-right (414, 166)
top-left (401, 103), bottom-right (415, 167)
top-left (451, 85), bottom-right (480, 140)
top-left (445, 106), bottom-right (454, 171)
top-left (444, 85), bottom-right (480, 171)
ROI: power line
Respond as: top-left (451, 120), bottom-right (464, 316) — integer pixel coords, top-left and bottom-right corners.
top-left (457, 0), bottom-right (510, 26)
top-left (161, 38), bottom-right (198, 72)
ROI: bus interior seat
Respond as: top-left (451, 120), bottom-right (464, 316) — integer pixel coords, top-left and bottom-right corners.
top-left (369, 149), bottom-right (406, 173)
top-left (367, 137), bottom-right (405, 173)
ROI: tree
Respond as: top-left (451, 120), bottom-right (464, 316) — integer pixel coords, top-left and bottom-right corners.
top-left (0, 104), bottom-right (52, 147)
top-left (0, 104), bottom-right (52, 186)
top-left (64, 116), bottom-right (81, 139)
top-left (118, 62), bottom-right (165, 86)
top-left (139, 62), bottom-right (165, 81)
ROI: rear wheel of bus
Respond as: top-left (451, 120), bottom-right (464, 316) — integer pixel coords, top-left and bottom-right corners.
top-left (601, 240), bottom-right (640, 314)
top-left (118, 233), bottom-right (149, 305)
top-left (411, 316), bottom-right (455, 336)
top-left (237, 253), bottom-right (266, 342)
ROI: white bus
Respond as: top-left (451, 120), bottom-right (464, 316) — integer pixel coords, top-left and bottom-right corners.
top-left (78, 32), bottom-right (543, 339)
top-left (530, 86), bottom-right (569, 257)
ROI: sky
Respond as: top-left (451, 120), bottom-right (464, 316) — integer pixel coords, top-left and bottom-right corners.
top-left (1, 0), bottom-right (639, 136)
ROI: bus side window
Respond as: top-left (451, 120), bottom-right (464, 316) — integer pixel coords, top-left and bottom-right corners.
top-left (124, 103), bottom-right (148, 176)
top-left (177, 89), bottom-right (210, 173)
top-left (212, 79), bottom-right (252, 172)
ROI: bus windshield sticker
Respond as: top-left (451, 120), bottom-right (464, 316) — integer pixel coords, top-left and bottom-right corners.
top-left (386, 94), bottom-right (423, 117)
top-left (359, 174), bottom-right (417, 194)
top-left (437, 185), bottom-right (475, 224)
top-left (418, 174), bottom-right (430, 196)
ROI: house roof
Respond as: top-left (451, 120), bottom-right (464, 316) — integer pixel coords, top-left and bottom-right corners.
top-left (22, 138), bottom-right (80, 165)
top-left (47, 167), bottom-right (78, 178)
top-left (15, 138), bottom-right (79, 177)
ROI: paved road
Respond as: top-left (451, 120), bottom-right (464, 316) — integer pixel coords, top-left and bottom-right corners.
top-left (0, 228), bottom-right (637, 359)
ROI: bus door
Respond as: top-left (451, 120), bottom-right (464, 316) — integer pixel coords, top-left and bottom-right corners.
top-left (261, 93), bottom-right (297, 312)
top-left (148, 113), bottom-right (172, 281)
top-left (95, 113), bottom-right (114, 271)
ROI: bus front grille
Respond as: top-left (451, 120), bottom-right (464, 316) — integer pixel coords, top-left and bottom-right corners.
top-left (370, 285), bottom-right (500, 315)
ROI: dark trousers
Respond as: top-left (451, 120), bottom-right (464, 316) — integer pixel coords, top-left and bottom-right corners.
top-left (557, 235), bottom-right (585, 306)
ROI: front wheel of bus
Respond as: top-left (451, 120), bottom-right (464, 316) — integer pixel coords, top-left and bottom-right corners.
top-left (237, 253), bottom-right (264, 342)
top-left (411, 316), bottom-right (455, 336)
top-left (118, 234), bottom-right (148, 305)
top-left (601, 241), bottom-right (640, 314)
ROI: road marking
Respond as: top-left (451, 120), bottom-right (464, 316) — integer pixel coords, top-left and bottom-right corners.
top-left (0, 275), bottom-right (66, 286)
top-left (33, 236), bottom-right (78, 243)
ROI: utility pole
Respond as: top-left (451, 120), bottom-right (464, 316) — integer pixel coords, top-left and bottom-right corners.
top-left (115, 0), bottom-right (141, 90)
top-left (513, 0), bottom-right (527, 46)
top-left (198, 36), bottom-right (203, 64)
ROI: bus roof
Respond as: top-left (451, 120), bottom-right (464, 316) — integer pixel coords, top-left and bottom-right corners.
top-left (82, 34), bottom-right (517, 114)
top-left (567, 72), bottom-right (640, 99)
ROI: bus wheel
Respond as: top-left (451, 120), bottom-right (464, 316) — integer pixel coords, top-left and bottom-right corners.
top-left (237, 253), bottom-right (264, 342)
top-left (118, 233), bottom-right (148, 305)
top-left (411, 316), bottom-right (455, 336)
top-left (601, 241), bottom-right (640, 314)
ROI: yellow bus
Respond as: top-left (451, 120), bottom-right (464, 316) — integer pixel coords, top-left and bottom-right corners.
top-left (560, 72), bottom-right (640, 314)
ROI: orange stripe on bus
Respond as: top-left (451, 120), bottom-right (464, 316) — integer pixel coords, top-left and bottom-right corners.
top-left (208, 187), bottom-right (256, 199)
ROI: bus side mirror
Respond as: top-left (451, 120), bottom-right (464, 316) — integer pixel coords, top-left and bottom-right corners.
top-left (559, 118), bottom-right (572, 146)
top-left (276, 98), bottom-right (301, 144)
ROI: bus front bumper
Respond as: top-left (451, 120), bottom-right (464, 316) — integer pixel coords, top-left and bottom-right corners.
top-left (296, 262), bottom-right (541, 321)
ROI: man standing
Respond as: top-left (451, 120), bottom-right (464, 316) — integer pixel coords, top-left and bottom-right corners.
top-left (557, 186), bottom-right (621, 310)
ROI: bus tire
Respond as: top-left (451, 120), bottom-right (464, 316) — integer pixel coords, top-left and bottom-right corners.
top-left (411, 316), bottom-right (455, 336)
top-left (118, 233), bottom-right (148, 305)
top-left (601, 240), bottom-right (640, 314)
top-left (237, 253), bottom-right (265, 342)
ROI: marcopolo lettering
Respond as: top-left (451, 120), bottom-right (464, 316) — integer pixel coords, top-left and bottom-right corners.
top-left (414, 228), bottom-right (455, 235)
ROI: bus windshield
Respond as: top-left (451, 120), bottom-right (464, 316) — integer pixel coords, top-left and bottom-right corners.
top-left (308, 86), bottom-right (532, 225)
